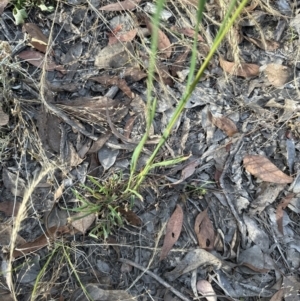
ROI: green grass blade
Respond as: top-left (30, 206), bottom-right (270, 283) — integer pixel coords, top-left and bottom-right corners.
top-left (133, 0), bottom-right (249, 191)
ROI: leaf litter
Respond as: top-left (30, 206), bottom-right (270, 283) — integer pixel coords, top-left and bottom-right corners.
top-left (2, 0), bottom-right (300, 300)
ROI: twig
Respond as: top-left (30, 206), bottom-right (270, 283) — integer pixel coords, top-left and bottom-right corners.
top-left (118, 258), bottom-right (192, 301)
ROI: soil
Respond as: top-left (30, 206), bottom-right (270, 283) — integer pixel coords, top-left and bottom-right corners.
top-left (0, 0), bottom-right (300, 300)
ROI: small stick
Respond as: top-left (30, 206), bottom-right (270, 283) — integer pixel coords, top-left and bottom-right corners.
top-left (118, 258), bottom-right (192, 301)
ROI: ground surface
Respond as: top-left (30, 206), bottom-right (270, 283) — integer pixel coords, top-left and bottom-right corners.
top-left (1, 0), bottom-right (300, 300)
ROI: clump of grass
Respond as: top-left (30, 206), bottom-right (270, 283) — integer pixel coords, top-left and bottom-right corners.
top-left (71, 174), bottom-right (128, 239)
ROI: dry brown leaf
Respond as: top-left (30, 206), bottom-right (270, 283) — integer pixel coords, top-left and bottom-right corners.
top-left (270, 289), bottom-right (284, 301)
top-left (172, 159), bottom-right (199, 185)
top-left (13, 226), bottom-right (71, 258)
top-left (243, 155), bottom-right (293, 184)
top-left (108, 28), bottom-right (137, 45)
top-left (276, 193), bottom-right (295, 235)
top-left (70, 212), bottom-right (96, 234)
top-left (171, 48), bottom-right (190, 77)
top-left (171, 26), bottom-right (204, 41)
top-left (18, 50), bottom-right (66, 73)
top-left (99, 0), bottom-right (140, 11)
top-left (0, 107), bottom-right (9, 126)
top-left (208, 111), bottom-right (238, 137)
top-left (118, 208), bottom-right (142, 226)
top-left (244, 35), bottom-right (279, 51)
top-left (219, 57), bottom-right (259, 78)
top-left (196, 280), bottom-right (217, 301)
top-left (90, 75), bottom-right (134, 99)
top-left (23, 23), bottom-right (49, 53)
top-left (160, 204), bottom-right (183, 260)
top-left (123, 67), bottom-right (147, 82)
top-left (0, 0), bottom-right (9, 15)
top-left (0, 201), bottom-right (20, 217)
top-left (194, 208), bottom-right (215, 250)
top-left (264, 64), bottom-right (292, 88)
top-left (144, 17), bottom-right (172, 59)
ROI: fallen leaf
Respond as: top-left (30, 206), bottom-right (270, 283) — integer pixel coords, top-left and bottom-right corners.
top-left (208, 111), bottom-right (238, 137)
top-left (0, 201), bottom-right (20, 217)
top-left (194, 208), bottom-right (215, 250)
top-left (160, 204), bottom-right (183, 260)
top-left (243, 155), bottom-right (293, 184)
top-left (18, 50), bottom-right (66, 73)
top-left (144, 17), bottom-right (172, 59)
top-left (276, 193), bottom-right (295, 235)
top-left (164, 249), bottom-right (222, 281)
top-left (90, 75), bottom-right (134, 98)
top-left (118, 208), bottom-right (142, 226)
top-left (171, 26), bottom-right (204, 41)
top-left (219, 57), bottom-right (259, 78)
top-left (172, 159), bottom-right (199, 185)
top-left (95, 41), bottom-right (136, 69)
top-left (108, 28), bottom-right (137, 45)
top-left (123, 67), bottom-right (147, 82)
top-left (244, 35), bottom-right (279, 51)
top-left (0, 0), bottom-right (9, 15)
top-left (0, 107), bottom-right (9, 126)
top-left (270, 289), bottom-right (284, 301)
top-left (99, 0), bottom-right (140, 11)
top-left (98, 145), bottom-right (119, 171)
top-left (70, 212), bottom-right (96, 234)
top-left (264, 63), bottom-right (292, 88)
top-left (196, 280), bottom-right (217, 301)
top-left (13, 226), bottom-right (71, 258)
top-left (171, 48), bottom-right (190, 77)
top-left (23, 23), bottom-right (49, 53)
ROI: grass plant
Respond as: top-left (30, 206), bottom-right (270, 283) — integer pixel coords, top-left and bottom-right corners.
top-left (127, 0), bottom-right (249, 194)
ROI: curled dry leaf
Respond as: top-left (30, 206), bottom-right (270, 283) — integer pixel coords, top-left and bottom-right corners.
top-left (160, 204), bottom-right (183, 260)
top-left (0, 107), bottom-right (9, 126)
top-left (270, 289), bottom-right (284, 301)
top-left (18, 50), bottom-right (66, 73)
top-left (144, 17), bottom-right (172, 59)
top-left (276, 193), bottom-right (295, 235)
top-left (90, 75), bottom-right (134, 99)
top-left (219, 57), bottom-right (259, 78)
top-left (108, 28), bottom-right (137, 45)
top-left (194, 208), bottom-right (215, 250)
top-left (264, 63), bottom-right (292, 88)
top-left (171, 26), bottom-right (204, 41)
top-left (208, 111), bottom-right (238, 137)
top-left (244, 35), bottom-right (279, 51)
top-left (196, 280), bottom-right (217, 301)
top-left (13, 226), bottom-right (71, 258)
top-left (172, 159), bottom-right (199, 185)
top-left (70, 212), bottom-right (96, 234)
top-left (99, 0), bottom-right (140, 11)
top-left (23, 23), bottom-right (49, 53)
top-left (118, 207), bottom-right (142, 226)
top-left (243, 155), bottom-right (293, 184)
